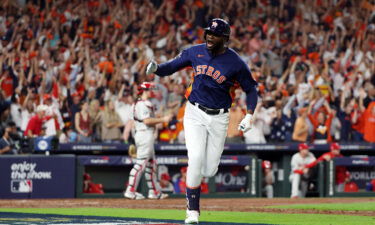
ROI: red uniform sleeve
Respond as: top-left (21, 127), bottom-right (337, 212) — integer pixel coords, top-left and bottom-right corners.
top-left (305, 153), bottom-right (327, 168)
top-left (305, 160), bottom-right (318, 169)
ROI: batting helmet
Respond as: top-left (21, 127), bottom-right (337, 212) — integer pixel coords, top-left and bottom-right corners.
top-left (137, 82), bottom-right (156, 95)
top-left (204, 18), bottom-right (230, 38)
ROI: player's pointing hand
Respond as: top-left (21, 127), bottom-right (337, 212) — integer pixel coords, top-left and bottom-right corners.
top-left (146, 60), bottom-right (158, 75)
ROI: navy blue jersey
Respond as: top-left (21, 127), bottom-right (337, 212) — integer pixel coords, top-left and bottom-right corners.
top-left (155, 44), bottom-right (258, 111)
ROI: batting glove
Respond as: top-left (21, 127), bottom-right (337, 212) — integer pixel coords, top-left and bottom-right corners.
top-left (146, 60), bottom-right (158, 75)
top-left (238, 114), bottom-right (253, 133)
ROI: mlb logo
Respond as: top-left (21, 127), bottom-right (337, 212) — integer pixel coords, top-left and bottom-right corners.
top-left (11, 180), bottom-right (33, 193)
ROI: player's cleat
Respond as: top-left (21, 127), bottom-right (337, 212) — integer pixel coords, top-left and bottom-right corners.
top-left (123, 191), bottom-right (145, 200)
top-left (185, 210), bottom-right (199, 224)
top-left (148, 190), bottom-right (169, 199)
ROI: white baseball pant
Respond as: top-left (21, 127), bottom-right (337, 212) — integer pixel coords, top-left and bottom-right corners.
top-left (126, 130), bottom-right (160, 194)
top-left (134, 130), bottom-right (155, 159)
top-left (183, 101), bottom-right (229, 188)
top-left (290, 173), bottom-right (309, 197)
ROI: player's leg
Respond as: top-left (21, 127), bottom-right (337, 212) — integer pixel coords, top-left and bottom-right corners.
top-left (184, 117), bottom-right (206, 209)
top-left (202, 113), bottom-right (229, 177)
top-left (145, 158), bottom-right (157, 196)
top-left (265, 184), bottom-right (274, 198)
top-left (124, 130), bottom-right (152, 199)
top-left (300, 179), bottom-right (308, 197)
top-left (183, 102), bottom-right (208, 223)
top-left (290, 173), bottom-right (301, 198)
top-left (124, 158), bottom-right (147, 199)
top-left (184, 102), bottom-right (208, 188)
top-left (300, 170), bottom-right (313, 197)
top-left (145, 158), bottom-right (169, 199)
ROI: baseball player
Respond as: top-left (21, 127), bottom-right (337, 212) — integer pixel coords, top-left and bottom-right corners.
top-left (289, 143), bottom-right (316, 198)
top-left (262, 160), bottom-right (274, 198)
top-left (124, 82), bottom-right (172, 200)
top-left (146, 18), bottom-right (258, 224)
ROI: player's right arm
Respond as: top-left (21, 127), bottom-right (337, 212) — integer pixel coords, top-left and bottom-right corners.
top-left (305, 153), bottom-right (326, 169)
top-left (291, 154), bottom-right (303, 175)
top-left (146, 49), bottom-right (191, 76)
top-left (143, 115), bottom-right (172, 126)
top-left (135, 102), bottom-right (173, 126)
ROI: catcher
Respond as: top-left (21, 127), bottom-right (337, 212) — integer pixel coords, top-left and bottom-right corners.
top-left (123, 82), bottom-right (172, 200)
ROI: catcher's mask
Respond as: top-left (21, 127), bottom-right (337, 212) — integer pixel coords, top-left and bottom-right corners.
top-left (137, 82), bottom-right (157, 97)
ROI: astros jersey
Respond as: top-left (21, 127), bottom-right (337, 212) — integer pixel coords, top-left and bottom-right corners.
top-left (155, 44), bottom-right (258, 110)
top-left (133, 100), bottom-right (155, 131)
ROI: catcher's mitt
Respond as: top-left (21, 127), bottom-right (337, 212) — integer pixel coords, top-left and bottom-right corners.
top-left (128, 144), bottom-right (137, 158)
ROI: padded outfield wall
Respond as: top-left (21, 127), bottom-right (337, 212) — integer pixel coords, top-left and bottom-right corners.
top-left (0, 143), bottom-right (374, 198)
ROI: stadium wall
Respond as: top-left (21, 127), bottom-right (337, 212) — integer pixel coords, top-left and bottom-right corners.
top-left (0, 143), bottom-right (374, 198)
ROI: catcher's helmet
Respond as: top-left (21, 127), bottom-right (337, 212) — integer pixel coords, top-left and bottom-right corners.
top-left (204, 18), bottom-right (230, 38)
top-left (137, 82), bottom-right (156, 95)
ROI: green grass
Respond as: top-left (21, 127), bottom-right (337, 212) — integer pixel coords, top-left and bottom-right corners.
top-left (270, 201), bottom-right (375, 211)
top-left (0, 208), bottom-right (374, 225)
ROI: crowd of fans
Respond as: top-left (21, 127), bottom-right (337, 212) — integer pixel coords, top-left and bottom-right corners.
top-left (0, 0), bottom-right (375, 155)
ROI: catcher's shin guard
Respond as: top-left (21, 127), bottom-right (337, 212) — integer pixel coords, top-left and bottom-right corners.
top-left (127, 159), bottom-right (147, 192)
top-left (145, 159), bottom-right (159, 194)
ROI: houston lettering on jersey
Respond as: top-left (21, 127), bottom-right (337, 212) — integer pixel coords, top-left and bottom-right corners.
top-left (195, 65), bottom-right (227, 84)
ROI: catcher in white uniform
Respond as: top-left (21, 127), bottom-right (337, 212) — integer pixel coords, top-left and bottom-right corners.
top-left (124, 82), bottom-right (172, 200)
top-left (146, 18), bottom-right (258, 224)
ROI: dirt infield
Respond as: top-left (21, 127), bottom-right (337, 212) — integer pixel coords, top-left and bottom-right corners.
top-left (0, 198), bottom-right (374, 217)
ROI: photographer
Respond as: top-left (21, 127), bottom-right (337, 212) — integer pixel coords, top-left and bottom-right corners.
top-left (0, 122), bottom-right (19, 154)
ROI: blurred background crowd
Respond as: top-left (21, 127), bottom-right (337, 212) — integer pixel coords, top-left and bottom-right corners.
top-left (0, 0), bottom-right (375, 154)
